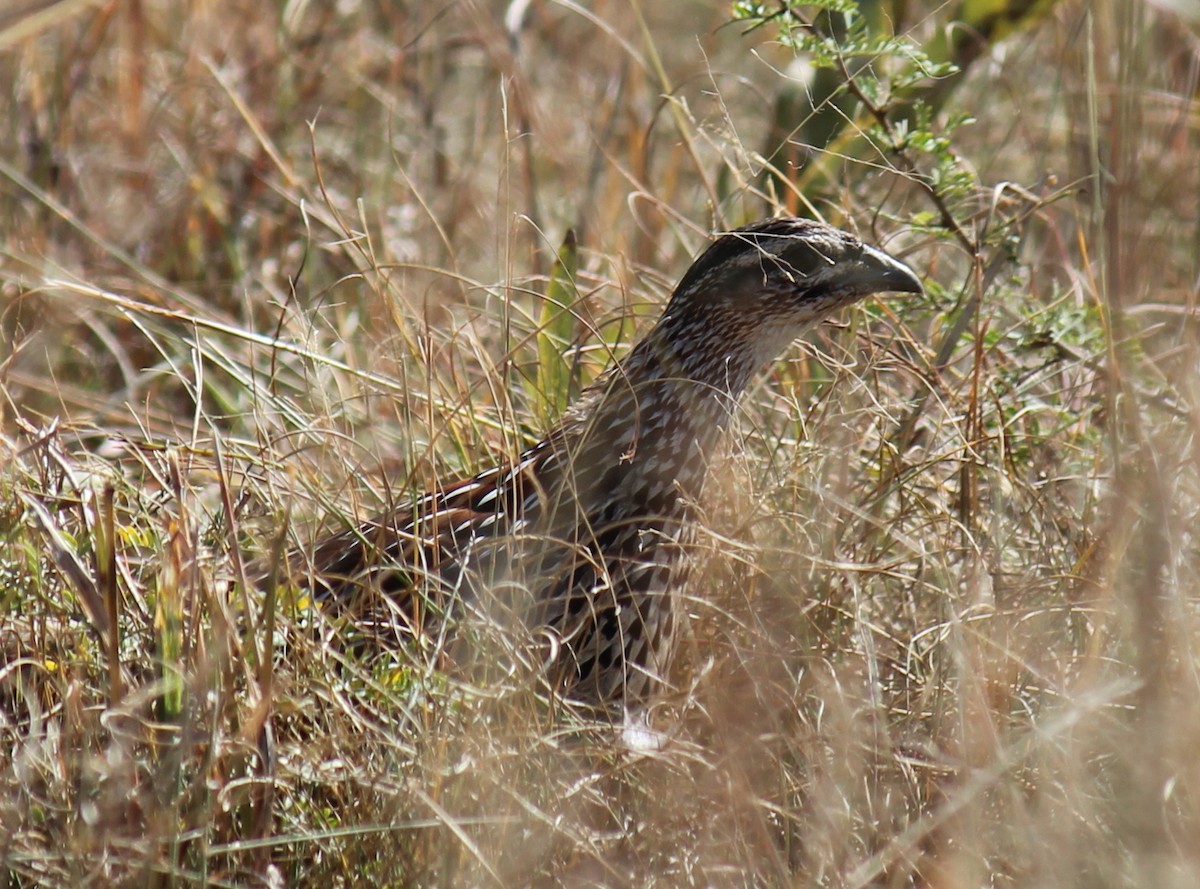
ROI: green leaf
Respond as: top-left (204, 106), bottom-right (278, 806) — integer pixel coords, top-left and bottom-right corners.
top-left (534, 229), bottom-right (580, 423)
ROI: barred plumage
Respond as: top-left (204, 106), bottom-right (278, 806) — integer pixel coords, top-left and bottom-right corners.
top-left (284, 218), bottom-right (922, 708)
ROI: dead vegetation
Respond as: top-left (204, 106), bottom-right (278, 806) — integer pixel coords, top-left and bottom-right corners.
top-left (3, 1), bottom-right (1199, 886)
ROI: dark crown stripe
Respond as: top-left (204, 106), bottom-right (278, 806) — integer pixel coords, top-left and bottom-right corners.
top-left (672, 218), bottom-right (837, 297)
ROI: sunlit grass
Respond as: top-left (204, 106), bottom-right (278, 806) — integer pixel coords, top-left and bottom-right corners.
top-left (3, 1), bottom-right (1199, 886)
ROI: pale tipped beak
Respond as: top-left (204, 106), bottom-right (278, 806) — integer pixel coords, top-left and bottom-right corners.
top-left (855, 244), bottom-right (924, 296)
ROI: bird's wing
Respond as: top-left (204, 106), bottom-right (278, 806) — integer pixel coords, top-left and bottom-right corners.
top-left (275, 442), bottom-right (555, 625)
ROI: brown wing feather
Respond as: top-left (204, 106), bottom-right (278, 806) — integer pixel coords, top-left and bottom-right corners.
top-left (278, 443), bottom-right (550, 635)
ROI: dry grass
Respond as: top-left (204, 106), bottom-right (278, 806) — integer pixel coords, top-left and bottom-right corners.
top-left (3, 1), bottom-right (1199, 886)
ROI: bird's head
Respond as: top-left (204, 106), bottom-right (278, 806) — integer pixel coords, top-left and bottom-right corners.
top-left (670, 217), bottom-right (922, 321)
top-left (650, 217), bottom-right (922, 391)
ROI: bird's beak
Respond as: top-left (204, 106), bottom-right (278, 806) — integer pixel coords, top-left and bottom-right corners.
top-left (855, 244), bottom-right (924, 296)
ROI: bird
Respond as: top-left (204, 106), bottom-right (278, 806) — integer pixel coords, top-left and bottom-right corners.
top-left (280, 217), bottom-right (922, 711)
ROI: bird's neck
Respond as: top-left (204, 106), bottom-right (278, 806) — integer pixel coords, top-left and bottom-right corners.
top-left (564, 306), bottom-right (779, 503)
top-left (632, 306), bottom-right (775, 400)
